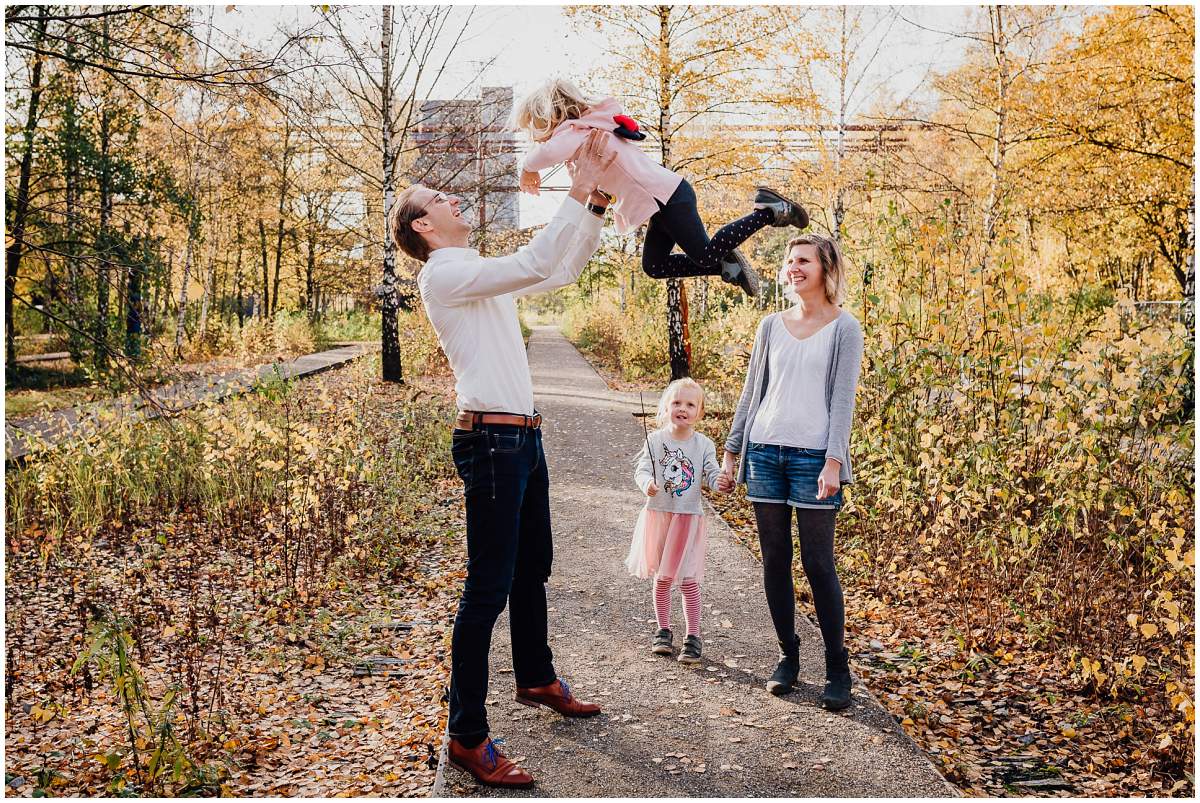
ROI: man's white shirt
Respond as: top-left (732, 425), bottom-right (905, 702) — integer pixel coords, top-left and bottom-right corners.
top-left (417, 197), bottom-right (603, 415)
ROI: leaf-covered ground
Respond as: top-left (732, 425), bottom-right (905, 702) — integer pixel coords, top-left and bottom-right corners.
top-left (4, 366), bottom-right (466, 797)
top-left (5, 341), bottom-right (1192, 797)
top-left (704, 483), bottom-right (1193, 798)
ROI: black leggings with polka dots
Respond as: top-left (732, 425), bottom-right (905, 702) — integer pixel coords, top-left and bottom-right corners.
top-left (642, 178), bottom-right (774, 279)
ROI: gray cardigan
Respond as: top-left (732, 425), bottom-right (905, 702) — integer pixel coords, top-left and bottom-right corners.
top-left (724, 310), bottom-right (865, 486)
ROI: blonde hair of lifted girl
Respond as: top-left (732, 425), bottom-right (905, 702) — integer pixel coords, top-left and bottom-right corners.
top-left (511, 78), bottom-right (601, 142)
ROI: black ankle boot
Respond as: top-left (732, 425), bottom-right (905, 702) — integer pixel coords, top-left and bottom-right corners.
top-left (821, 647), bottom-right (852, 710)
top-left (766, 634), bottom-right (801, 696)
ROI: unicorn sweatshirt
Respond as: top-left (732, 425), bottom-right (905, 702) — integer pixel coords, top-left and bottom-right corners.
top-left (634, 429), bottom-right (722, 515)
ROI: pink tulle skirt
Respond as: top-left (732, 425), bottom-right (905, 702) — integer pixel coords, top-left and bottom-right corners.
top-left (625, 509), bottom-right (707, 586)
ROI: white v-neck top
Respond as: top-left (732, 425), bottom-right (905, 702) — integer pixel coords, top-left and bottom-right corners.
top-left (747, 316), bottom-right (836, 450)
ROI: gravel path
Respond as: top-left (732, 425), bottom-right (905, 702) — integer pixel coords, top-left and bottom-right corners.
top-left (439, 326), bottom-right (954, 797)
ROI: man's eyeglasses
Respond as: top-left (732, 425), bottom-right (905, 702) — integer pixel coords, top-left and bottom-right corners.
top-left (415, 192), bottom-right (450, 218)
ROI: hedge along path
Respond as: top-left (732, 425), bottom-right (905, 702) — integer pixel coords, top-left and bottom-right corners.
top-left (438, 325), bottom-right (955, 797)
top-left (4, 343), bottom-right (379, 462)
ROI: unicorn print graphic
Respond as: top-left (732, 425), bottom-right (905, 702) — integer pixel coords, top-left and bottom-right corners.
top-left (659, 446), bottom-right (695, 497)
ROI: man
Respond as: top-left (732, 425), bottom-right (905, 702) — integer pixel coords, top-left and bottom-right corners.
top-left (390, 130), bottom-right (616, 788)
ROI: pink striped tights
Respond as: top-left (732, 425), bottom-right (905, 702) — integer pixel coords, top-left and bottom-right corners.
top-left (654, 577), bottom-right (701, 636)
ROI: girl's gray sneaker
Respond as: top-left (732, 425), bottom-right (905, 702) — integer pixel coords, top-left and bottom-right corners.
top-left (754, 186), bottom-right (809, 229)
top-left (720, 249), bottom-right (760, 298)
top-left (652, 628), bottom-right (674, 655)
top-left (678, 635), bottom-right (702, 664)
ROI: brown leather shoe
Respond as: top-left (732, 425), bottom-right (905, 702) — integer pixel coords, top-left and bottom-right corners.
top-left (514, 678), bottom-right (601, 717)
top-left (447, 737), bottom-right (534, 788)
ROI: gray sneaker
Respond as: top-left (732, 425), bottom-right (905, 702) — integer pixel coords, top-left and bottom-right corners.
top-left (652, 628), bottom-right (674, 656)
top-left (678, 635), bottom-right (702, 664)
top-left (754, 186), bottom-right (809, 229)
top-left (720, 249), bottom-right (760, 298)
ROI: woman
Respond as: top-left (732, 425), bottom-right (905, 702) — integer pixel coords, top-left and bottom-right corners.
top-left (718, 233), bottom-right (864, 709)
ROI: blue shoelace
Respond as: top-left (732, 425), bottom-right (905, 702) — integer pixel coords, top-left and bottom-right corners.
top-left (483, 738), bottom-right (504, 770)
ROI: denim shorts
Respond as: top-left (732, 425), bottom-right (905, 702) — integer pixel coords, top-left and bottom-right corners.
top-left (744, 442), bottom-right (843, 510)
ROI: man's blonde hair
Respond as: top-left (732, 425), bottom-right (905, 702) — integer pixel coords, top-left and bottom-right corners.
top-left (779, 233), bottom-right (848, 305)
top-left (655, 377), bottom-right (706, 428)
top-left (511, 78), bottom-right (600, 141)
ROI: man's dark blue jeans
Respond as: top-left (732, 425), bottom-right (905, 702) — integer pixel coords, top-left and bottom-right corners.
top-left (447, 421), bottom-right (557, 747)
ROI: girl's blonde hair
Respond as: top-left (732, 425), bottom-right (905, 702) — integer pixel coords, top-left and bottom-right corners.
top-left (655, 378), bottom-right (706, 428)
top-left (511, 78), bottom-right (600, 141)
top-left (778, 233), bottom-right (848, 306)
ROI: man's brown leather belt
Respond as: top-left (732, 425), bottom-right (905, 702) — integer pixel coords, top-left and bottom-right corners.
top-left (454, 411), bottom-right (542, 430)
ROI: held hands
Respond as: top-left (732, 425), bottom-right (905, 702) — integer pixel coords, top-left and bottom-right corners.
top-left (520, 169), bottom-right (541, 196)
top-left (645, 481), bottom-right (659, 498)
top-left (715, 451), bottom-right (737, 493)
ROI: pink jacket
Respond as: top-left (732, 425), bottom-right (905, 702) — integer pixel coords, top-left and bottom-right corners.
top-left (521, 98), bottom-right (683, 235)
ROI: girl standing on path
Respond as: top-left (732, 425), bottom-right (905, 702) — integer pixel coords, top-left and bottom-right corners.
top-left (717, 233), bottom-right (865, 710)
top-left (627, 378), bottom-right (726, 664)
top-left (512, 78), bottom-right (809, 298)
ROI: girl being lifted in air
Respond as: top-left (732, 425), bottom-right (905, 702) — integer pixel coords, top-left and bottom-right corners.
top-left (512, 78), bottom-right (809, 298)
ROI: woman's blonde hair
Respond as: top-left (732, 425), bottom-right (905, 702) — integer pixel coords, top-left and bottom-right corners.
top-left (655, 377), bottom-right (706, 428)
top-left (511, 78), bottom-right (600, 141)
top-left (778, 233), bottom-right (848, 305)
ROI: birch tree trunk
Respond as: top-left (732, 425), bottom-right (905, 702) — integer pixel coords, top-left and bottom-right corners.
top-left (833, 6), bottom-right (848, 240)
top-left (657, 6), bottom-right (691, 380)
top-left (380, 5), bottom-right (403, 382)
top-left (270, 121), bottom-right (292, 316)
top-left (981, 6), bottom-right (1010, 271)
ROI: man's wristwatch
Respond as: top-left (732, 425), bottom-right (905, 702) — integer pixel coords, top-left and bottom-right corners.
top-left (586, 190), bottom-right (611, 217)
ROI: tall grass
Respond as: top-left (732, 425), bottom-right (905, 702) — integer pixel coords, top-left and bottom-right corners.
top-left (5, 348), bottom-right (458, 794)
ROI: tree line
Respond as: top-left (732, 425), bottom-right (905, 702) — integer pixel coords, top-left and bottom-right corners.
top-left (5, 4), bottom-right (506, 383)
top-left (5, 5), bottom-right (1193, 385)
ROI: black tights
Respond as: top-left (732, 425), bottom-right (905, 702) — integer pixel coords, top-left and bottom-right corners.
top-left (642, 179), bottom-right (773, 279)
top-left (753, 502), bottom-right (844, 654)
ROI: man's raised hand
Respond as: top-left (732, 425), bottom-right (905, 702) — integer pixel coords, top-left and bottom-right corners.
top-left (566, 129), bottom-right (617, 204)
